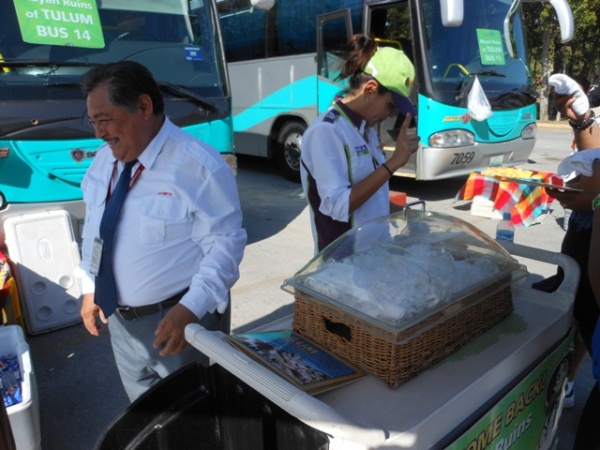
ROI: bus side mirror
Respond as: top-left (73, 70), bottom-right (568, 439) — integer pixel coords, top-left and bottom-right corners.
top-left (440, 0), bottom-right (463, 27)
top-left (548, 0), bottom-right (574, 43)
top-left (251, 0), bottom-right (275, 11)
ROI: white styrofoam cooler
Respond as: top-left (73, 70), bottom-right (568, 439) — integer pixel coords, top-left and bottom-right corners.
top-left (4, 210), bottom-right (82, 335)
top-left (1, 325), bottom-right (41, 450)
top-left (470, 195), bottom-right (503, 219)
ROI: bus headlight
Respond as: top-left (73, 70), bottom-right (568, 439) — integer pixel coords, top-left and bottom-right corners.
top-left (428, 130), bottom-right (475, 148)
top-left (521, 123), bottom-right (537, 140)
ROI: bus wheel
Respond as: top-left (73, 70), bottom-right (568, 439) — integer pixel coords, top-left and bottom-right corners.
top-left (276, 122), bottom-right (306, 182)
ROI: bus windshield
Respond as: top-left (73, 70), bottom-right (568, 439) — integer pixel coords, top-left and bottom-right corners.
top-left (0, 0), bottom-right (228, 137)
top-left (0, 0), bottom-right (234, 233)
top-left (422, 0), bottom-right (534, 108)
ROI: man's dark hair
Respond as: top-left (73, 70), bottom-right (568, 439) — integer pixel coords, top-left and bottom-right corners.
top-left (80, 61), bottom-right (164, 115)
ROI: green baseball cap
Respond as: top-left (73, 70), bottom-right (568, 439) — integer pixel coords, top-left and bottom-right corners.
top-left (363, 46), bottom-right (416, 116)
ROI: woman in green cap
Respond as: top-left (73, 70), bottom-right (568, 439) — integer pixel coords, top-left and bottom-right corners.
top-left (300, 34), bottom-right (420, 252)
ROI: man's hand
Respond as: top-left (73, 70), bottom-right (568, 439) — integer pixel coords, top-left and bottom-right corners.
top-left (153, 304), bottom-right (198, 356)
top-left (80, 293), bottom-right (108, 336)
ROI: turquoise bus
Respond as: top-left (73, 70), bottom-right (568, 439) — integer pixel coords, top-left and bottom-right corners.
top-left (218, 0), bottom-right (573, 181)
top-left (0, 0), bottom-right (234, 242)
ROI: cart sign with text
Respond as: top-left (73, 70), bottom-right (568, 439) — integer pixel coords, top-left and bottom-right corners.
top-left (447, 334), bottom-right (572, 450)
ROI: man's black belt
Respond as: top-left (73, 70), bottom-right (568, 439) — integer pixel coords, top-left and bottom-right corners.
top-left (115, 288), bottom-right (189, 321)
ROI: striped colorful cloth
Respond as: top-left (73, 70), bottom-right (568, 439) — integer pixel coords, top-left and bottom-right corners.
top-left (455, 168), bottom-right (558, 227)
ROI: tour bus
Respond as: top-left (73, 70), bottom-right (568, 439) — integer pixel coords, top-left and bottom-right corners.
top-left (0, 0), bottom-right (234, 242)
top-left (218, 0), bottom-right (573, 181)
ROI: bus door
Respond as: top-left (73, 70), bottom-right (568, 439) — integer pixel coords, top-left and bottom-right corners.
top-left (316, 10), bottom-right (353, 114)
top-left (362, 1), bottom-right (418, 177)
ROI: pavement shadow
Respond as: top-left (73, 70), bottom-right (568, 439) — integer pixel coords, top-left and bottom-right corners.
top-left (237, 156), bottom-right (471, 246)
top-left (236, 155), bottom-right (307, 245)
top-left (232, 304), bottom-right (294, 334)
top-left (390, 175), bottom-right (469, 203)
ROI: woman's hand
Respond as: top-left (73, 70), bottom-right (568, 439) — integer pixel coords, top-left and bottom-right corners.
top-left (387, 113), bottom-right (420, 170)
top-left (555, 93), bottom-right (593, 123)
top-left (547, 177), bottom-right (594, 212)
top-left (548, 188), bottom-right (593, 212)
top-left (349, 113), bottom-right (419, 213)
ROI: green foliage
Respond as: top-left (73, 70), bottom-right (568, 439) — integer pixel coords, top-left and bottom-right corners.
top-left (525, 0), bottom-right (600, 117)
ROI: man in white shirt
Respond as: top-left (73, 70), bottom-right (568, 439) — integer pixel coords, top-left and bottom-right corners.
top-left (78, 61), bottom-right (246, 401)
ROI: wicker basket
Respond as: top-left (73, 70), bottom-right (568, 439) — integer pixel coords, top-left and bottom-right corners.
top-left (292, 279), bottom-right (513, 389)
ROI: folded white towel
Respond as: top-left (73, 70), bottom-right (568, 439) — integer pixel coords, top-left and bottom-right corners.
top-left (548, 74), bottom-right (589, 116)
top-left (557, 149), bottom-right (600, 177)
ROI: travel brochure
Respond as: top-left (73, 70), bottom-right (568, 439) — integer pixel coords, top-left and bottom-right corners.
top-left (226, 330), bottom-right (365, 395)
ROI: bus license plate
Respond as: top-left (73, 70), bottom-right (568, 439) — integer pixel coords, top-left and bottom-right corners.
top-left (490, 154), bottom-right (504, 166)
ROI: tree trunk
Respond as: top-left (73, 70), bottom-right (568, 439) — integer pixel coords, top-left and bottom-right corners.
top-left (539, 30), bottom-right (553, 121)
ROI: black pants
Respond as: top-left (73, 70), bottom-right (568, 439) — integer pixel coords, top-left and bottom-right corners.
top-left (0, 400), bottom-right (15, 450)
top-left (560, 222), bottom-right (599, 350)
top-left (573, 383), bottom-right (600, 450)
top-left (559, 217), bottom-right (600, 449)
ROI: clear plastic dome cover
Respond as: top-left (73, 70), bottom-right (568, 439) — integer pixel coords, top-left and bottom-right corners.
top-left (282, 210), bottom-right (526, 332)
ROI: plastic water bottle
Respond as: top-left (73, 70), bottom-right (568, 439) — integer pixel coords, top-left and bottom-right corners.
top-left (496, 212), bottom-right (515, 242)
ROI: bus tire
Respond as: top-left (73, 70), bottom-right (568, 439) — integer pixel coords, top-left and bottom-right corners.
top-left (276, 121), bottom-right (306, 183)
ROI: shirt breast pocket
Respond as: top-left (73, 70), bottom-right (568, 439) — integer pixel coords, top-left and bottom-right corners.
top-left (139, 197), bottom-right (192, 245)
top-left (82, 189), bottom-right (106, 241)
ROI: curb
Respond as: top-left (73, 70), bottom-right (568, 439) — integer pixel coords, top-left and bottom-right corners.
top-left (536, 121), bottom-right (571, 130)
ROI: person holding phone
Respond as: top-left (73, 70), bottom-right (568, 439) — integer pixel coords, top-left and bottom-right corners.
top-left (300, 35), bottom-right (420, 252)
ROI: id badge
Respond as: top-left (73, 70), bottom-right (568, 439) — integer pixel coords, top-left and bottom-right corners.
top-left (90, 237), bottom-right (103, 276)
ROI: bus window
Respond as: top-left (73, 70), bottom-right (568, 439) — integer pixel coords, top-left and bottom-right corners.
top-left (370, 4), bottom-right (413, 62)
top-left (220, 0), bottom-right (571, 181)
top-left (320, 16), bottom-right (352, 81)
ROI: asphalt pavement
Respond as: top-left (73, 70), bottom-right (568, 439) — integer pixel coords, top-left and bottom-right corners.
top-left (19, 123), bottom-right (595, 450)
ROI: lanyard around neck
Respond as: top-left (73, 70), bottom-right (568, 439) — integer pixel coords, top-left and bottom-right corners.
top-left (106, 161), bottom-right (144, 201)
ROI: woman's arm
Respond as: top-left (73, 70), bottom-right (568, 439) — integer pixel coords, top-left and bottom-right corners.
top-left (591, 209), bottom-right (600, 309)
top-left (349, 113), bottom-right (419, 212)
top-left (580, 160), bottom-right (600, 308)
top-left (554, 94), bottom-right (600, 151)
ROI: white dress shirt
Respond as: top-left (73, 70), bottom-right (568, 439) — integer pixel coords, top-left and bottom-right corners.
top-left (79, 118), bottom-right (247, 319)
top-left (558, 148), bottom-right (600, 177)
